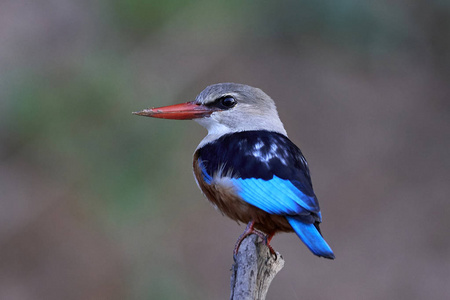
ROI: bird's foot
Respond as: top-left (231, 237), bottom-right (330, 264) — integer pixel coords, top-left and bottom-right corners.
top-left (234, 221), bottom-right (256, 260)
top-left (263, 234), bottom-right (277, 260)
top-left (234, 221), bottom-right (277, 260)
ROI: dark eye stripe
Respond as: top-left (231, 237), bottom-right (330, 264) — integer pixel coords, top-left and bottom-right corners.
top-left (206, 96), bottom-right (237, 110)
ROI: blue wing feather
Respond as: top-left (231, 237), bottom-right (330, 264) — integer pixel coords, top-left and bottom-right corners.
top-left (230, 176), bottom-right (316, 216)
top-left (231, 177), bottom-right (300, 214)
top-left (196, 131), bottom-right (322, 219)
top-left (195, 130), bottom-right (334, 258)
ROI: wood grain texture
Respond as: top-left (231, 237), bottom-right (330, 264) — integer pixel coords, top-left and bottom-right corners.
top-left (230, 235), bottom-right (284, 300)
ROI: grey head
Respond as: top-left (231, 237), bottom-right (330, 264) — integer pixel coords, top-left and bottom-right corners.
top-left (194, 83), bottom-right (287, 147)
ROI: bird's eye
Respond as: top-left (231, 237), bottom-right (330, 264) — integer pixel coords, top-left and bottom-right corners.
top-left (219, 96), bottom-right (237, 109)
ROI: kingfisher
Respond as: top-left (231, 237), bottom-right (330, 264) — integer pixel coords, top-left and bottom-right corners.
top-left (133, 83), bottom-right (335, 259)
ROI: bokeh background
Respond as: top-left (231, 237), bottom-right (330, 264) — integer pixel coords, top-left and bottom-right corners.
top-left (1, 0), bottom-right (450, 299)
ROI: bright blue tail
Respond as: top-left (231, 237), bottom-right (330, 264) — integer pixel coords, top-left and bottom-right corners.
top-left (286, 216), bottom-right (335, 259)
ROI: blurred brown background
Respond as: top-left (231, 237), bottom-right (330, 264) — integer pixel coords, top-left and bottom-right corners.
top-left (1, 0), bottom-right (450, 299)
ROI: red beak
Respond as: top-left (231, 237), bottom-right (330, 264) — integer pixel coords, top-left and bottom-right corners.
top-left (133, 102), bottom-right (217, 120)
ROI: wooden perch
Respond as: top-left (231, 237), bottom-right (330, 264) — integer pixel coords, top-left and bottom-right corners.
top-left (230, 234), bottom-right (285, 300)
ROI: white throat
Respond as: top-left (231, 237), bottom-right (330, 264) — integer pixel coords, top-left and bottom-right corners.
top-left (195, 113), bottom-right (287, 149)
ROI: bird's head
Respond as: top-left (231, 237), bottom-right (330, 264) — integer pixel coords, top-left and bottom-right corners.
top-left (133, 83), bottom-right (287, 137)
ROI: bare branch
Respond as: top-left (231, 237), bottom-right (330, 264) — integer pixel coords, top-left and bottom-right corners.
top-left (230, 235), bottom-right (285, 300)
